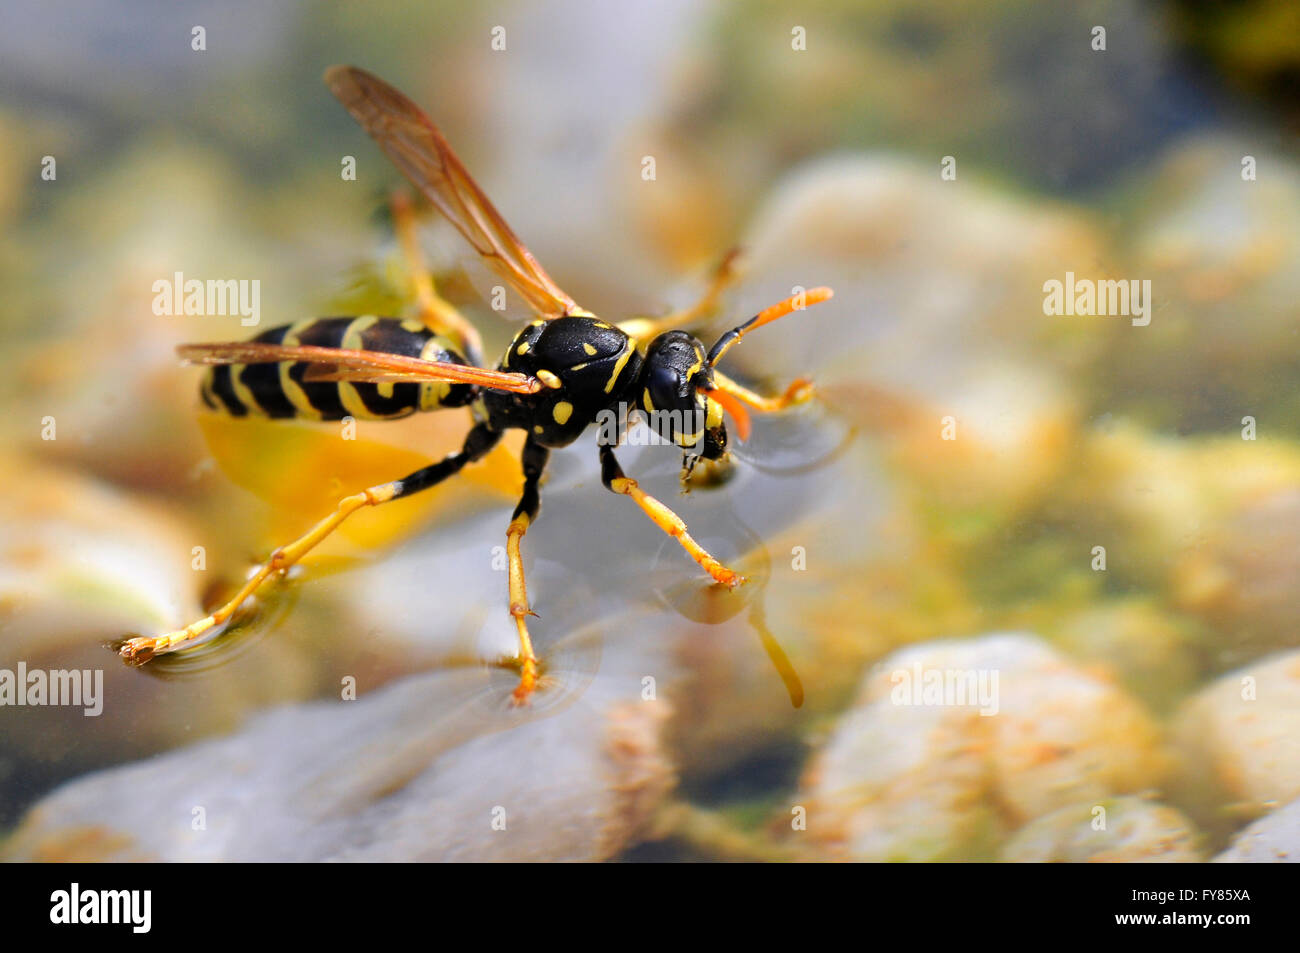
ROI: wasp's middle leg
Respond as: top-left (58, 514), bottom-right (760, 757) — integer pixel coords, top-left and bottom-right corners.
top-left (390, 189), bottom-right (484, 363)
top-left (119, 422), bottom-right (503, 663)
top-left (504, 437), bottom-right (550, 703)
top-left (599, 444), bottom-right (745, 588)
top-left (616, 248), bottom-right (741, 341)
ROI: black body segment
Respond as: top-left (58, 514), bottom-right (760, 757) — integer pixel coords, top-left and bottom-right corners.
top-left (200, 316), bottom-right (476, 420)
top-left (199, 313), bottom-right (730, 466)
top-left (483, 316), bottom-right (643, 447)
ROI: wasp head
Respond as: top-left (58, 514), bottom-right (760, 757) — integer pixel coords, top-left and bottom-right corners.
top-left (638, 331), bottom-right (728, 467)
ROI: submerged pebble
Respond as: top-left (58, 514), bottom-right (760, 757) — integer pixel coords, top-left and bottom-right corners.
top-left (2, 664), bottom-right (675, 862)
top-left (1170, 649), bottom-right (1300, 831)
top-left (1002, 797), bottom-right (1201, 863)
top-left (1213, 798), bottom-right (1300, 863)
top-left (796, 633), bottom-right (1168, 860)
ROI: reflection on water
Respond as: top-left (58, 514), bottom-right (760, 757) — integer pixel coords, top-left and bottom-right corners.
top-left (107, 583), bottom-right (297, 680)
top-left (730, 397), bottom-right (861, 477)
top-left (651, 525), bottom-right (804, 706)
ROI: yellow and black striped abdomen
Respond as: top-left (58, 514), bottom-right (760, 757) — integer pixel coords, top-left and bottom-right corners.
top-left (200, 316), bottom-right (476, 420)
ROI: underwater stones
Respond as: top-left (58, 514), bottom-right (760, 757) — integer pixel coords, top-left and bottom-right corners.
top-left (1170, 650), bottom-right (1300, 831)
top-left (714, 156), bottom-right (1097, 531)
top-left (0, 458), bottom-right (200, 656)
top-left (727, 156), bottom-right (1106, 399)
top-left (1213, 797), bottom-right (1300, 863)
top-left (1052, 599), bottom-right (1199, 714)
top-left (1098, 136), bottom-right (1300, 429)
top-left (1069, 425), bottom-right (1300, 614)
top-left (796, 633), bottom-right (1167, 860)
top-left (2, 667), bottom-right (675, 862)
top-left (1172, 487), bottom-right (1300, 659)
top-left (1002, 797), bottom-right (1201, 862)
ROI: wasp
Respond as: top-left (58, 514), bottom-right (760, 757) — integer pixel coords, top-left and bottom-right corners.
top-left (119, 66), bottom-right (834, 703)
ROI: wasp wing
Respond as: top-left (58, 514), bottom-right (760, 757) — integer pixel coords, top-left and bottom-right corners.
top-left (325, 65), bottom-right (585, 321)
top-left (178, 342), bottom-right (544, 394)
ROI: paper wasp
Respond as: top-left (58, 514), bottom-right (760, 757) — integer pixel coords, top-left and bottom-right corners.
top-left (119, 66), bottom-right (834, 704)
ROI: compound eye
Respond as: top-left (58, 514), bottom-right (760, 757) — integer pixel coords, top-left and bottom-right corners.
top-left (646, 361), bottom-right (684, 411)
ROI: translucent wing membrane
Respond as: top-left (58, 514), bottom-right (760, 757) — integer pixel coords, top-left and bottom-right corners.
top-left (178, 342), bottom-right (544, 394)
top-left (325, 65), bottom-right (584, 321)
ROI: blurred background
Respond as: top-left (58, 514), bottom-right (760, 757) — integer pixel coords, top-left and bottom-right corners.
top-left (2, 0), bottom-right (1299, 861)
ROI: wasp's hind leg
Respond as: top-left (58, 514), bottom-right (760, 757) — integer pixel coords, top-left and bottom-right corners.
top-left (616, 248), bottom-right (741, 341)
top-left (390, 189), bottom-right (484, 364)
top-left (119, 423), bottom-right (503, 664)
top-left (503, 437), bottom-right (550, 705)
top-left (599, 444), bottom-right (745, 588)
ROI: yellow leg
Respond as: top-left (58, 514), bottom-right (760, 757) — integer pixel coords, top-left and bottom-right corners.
top-left (505, 514), bottom-right (540, 704)
top-left (599, 445), bottom-right (745, 588)
top-left (712, 369), bottom-right (815, 412)
top-left (617, 248), bottom-right (742, 340)
top-left (119, 482), bottom-right (399, 663)
top-left (503, 437), bottom-right (549, 704)
top-left (390, 189), bottom-right (484, 362)
top-left (121, 423), bottom-right (504, 664)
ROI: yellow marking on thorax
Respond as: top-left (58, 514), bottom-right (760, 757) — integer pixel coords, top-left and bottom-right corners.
top-left (552, 401), bottom-right (573, 425)
top-left (605, 343), bottom-right (633, 394)
top-left (582, 343), bottom-right (597, 356)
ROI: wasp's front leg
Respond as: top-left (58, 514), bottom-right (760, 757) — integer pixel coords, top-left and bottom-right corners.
top-left (599, 444), bottom-right (745, 589)
top-left (710, 369), bottom-right (815, 414)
